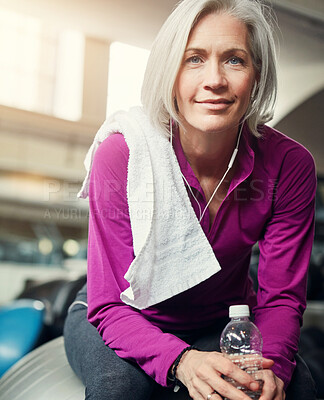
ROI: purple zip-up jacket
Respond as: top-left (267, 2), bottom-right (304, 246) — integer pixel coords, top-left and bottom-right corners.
top-left (87, 124), bottom-right (316, 389)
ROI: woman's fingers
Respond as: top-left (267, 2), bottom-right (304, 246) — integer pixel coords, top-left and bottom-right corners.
top-left (209, 353), bottom-right (261, 393)
top-left (200, 352), bottom-right (259, 392)
top-left (208, 373), bottom-right (257, 400)
top-left (177, 350), bottom-right (285, 400)
top-left (262, 357), bottom-right (275, 369)
top-left (257, 369), bottom-right (285, 400)
top-left (259, 370), bottom-right (277, 399)
top-left (177, 350), bottom-right (259, 400)
top-left (190, 379), bottom-right (222, 400)
top-left (190, 374), bottom-right (253, 400)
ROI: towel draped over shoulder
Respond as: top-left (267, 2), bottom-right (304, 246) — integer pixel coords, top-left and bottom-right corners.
top-left (78, 107), bottom-right (221, 309)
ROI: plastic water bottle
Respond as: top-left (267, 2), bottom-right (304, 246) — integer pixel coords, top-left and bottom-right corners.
top-left (220, 305), bottom-right (263, 399)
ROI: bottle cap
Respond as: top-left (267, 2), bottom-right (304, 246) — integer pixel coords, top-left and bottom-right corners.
top-left (229, 305), bottom-right (250, 318)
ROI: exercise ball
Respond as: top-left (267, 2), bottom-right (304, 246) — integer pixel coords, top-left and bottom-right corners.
top-left (0, 337), bottom-right (84, 400)
top-left (0, 299), bottom-right (45, 377)
top-left (0, 336), bottom-right (190, 400)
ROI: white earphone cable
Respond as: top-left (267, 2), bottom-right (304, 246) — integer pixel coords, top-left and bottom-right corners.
top-left (170, 120), bottom-right (243, 223)
top-left (198, 123), bottom-right (243, 222)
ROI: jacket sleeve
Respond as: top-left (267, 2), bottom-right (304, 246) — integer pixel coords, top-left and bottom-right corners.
top-left (86, 134), bottom-right (188, 387)
top-left (254, 145), bottom-right (316, 389)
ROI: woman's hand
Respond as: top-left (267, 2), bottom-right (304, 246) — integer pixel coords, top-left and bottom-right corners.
top-left (176, 349), bottom-right (261, 400)
top-left (258, 360), bottom-right (286, 400)
top-left (175, 350), bottom-right (285, 400)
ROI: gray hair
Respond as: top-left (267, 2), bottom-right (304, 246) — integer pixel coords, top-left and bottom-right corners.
top-left (141, 0), bottom-right (278, 137)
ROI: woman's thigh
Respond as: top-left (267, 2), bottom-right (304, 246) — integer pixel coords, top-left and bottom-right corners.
top-left (63, 302), bottom-right (155, 400)
top-left (63, 292), bottom-right (316, 400)
top-left (285, 354), bottom-right (316, 400)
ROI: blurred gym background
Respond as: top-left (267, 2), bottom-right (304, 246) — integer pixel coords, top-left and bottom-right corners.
top-left (0, 0), bottom-right (323, 397)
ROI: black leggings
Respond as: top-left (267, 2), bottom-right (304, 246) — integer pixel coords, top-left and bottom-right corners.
top-left (63, 285), bottom-right (317, 400)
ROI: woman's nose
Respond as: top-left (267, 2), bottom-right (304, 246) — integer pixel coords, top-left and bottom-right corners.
top-left (203, 62), bottom-right (227, 90)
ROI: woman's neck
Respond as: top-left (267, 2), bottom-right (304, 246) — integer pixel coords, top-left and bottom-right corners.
top-left (178, 125), bottom-right (239, 180)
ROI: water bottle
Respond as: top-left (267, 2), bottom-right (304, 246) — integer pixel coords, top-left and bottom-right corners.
top-left (220, 305), bottom-right (263, 399)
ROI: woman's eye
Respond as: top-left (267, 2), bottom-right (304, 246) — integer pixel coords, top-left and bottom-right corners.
top-left (228, 57), bottom-right (244, 65)
top-left (187, 56), bottom-right (202, 64)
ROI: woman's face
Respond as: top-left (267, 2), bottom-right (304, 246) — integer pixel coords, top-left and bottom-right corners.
top-left (174, 12), bottom-right (256, 137)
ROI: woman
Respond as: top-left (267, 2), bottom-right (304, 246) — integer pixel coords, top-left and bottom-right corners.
top-left (64, 0), bottom-right (317, 399)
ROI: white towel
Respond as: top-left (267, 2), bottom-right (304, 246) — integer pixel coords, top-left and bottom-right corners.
top-left (78, 107), bottom-right (221, 309)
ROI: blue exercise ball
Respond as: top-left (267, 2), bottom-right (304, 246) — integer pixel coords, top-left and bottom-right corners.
top-left (0, 299), bottom-right (45, 377)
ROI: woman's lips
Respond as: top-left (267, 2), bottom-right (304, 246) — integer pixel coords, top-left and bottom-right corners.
top-left (196, 98), bottom-right (234, 111)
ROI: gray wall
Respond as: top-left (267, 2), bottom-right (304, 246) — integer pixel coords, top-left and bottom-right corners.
top-left (275, 89), bottom-right (324, 175)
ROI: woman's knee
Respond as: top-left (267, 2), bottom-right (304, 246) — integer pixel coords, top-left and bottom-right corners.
top-left (64, 305), bottom-right (155, 399)
top-left (84, 360), bottom-right (155, 400)
top-left (63, 305), bottom-right (90, 376)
